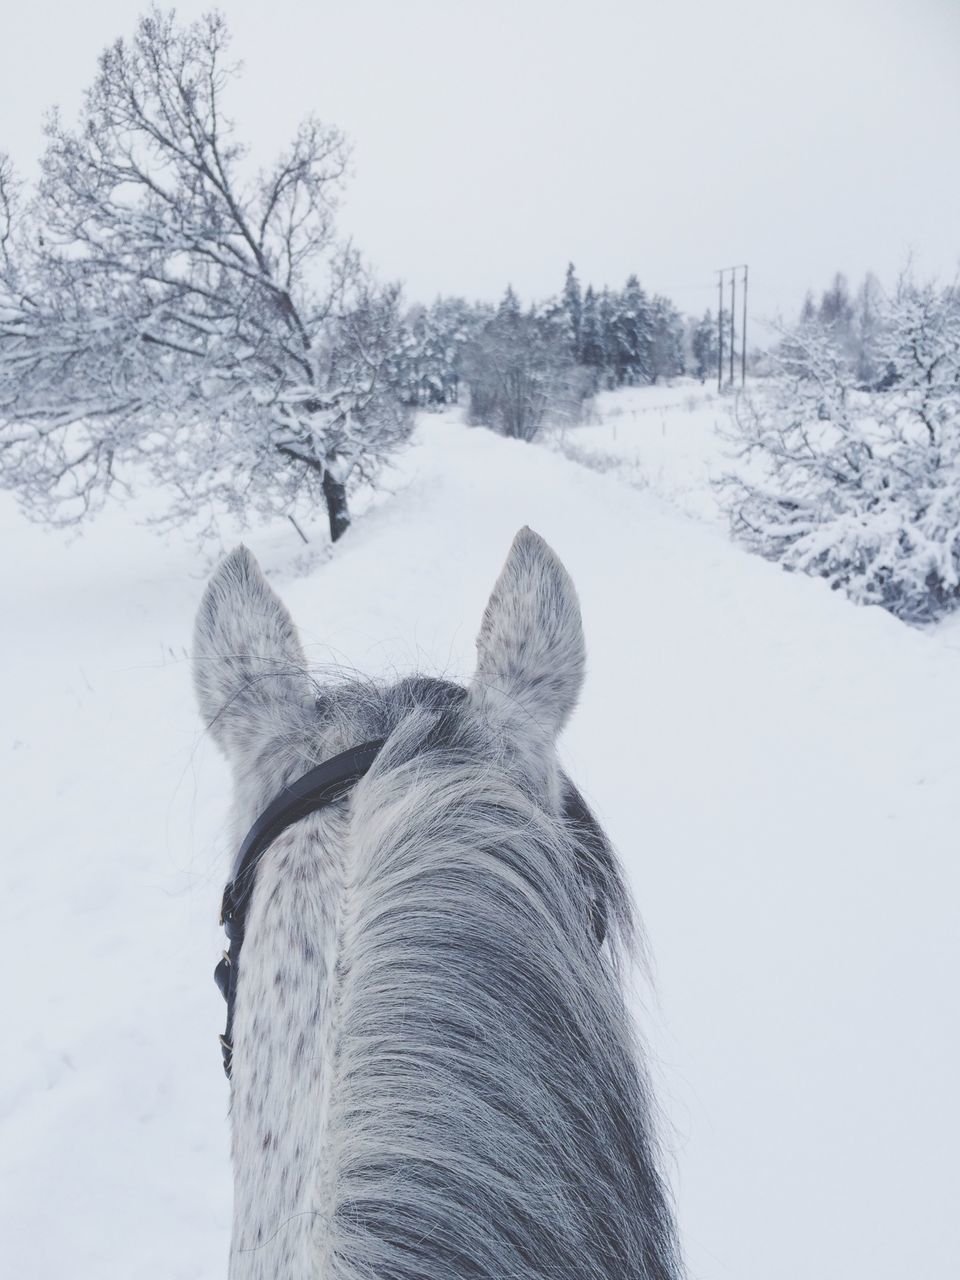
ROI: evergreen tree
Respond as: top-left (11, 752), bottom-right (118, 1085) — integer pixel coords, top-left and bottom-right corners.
top-left (498, 285), bottom-right (522, 319)
top-left (691, 310), bottom-right (719, 383)
top-left (613, 275), bottom-right (653, 384)
top-left (597, 288), bottom-right (618, 386)
top-left (431, 296), bottom-right (487, 403)
top-left (648, 295), bottom-right (685, 382)
top-left (580, 285), bottom-right (605, 371)
top-left (562, 262), bottom-right (583, 361)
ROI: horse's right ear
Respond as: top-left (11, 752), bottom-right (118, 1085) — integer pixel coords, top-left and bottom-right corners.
top-left (193, 546), bottom-right (311, 761)
top-left (471, 527), bottom-right (586, 744)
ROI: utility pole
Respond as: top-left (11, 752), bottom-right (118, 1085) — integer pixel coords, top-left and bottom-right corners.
top-left (715, 264), bottom-right (749, 388)
top-left (717, 270), bottom-right (724, 393)
top-left (741, 265), bottom-right (748, 386)
top-left (729, 269), bottom-right (737, 386)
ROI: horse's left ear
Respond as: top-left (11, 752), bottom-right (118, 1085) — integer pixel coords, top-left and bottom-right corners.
top-left (471, 527), bottom-right (585, 741)
top-left (193, 546), bottom-right (312, 761)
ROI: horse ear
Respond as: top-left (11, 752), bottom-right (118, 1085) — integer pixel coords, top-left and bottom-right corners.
top-left (193, 546), bottom-right (311, 760)
top-left (471, 527), bottom-right (585, 741)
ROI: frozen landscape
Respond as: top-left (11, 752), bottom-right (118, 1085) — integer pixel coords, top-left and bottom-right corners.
top-left (3, 385), bottom-right (958, 1279)
top-left (1, 3), bottom-right (958, 1273)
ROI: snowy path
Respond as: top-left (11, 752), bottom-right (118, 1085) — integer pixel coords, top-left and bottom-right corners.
top-left (3, 411), bottom-right (958, 1278)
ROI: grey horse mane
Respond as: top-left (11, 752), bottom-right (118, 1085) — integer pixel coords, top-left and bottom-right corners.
top-left (194, 532), bottom-right (682, 1280)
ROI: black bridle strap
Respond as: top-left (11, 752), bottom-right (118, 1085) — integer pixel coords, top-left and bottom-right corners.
top-left (226, 739), bottom-right (386, 925)
top-left (215, 738), bottom-right (385, 1078)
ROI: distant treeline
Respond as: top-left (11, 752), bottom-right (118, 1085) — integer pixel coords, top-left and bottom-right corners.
top-left (393, 266), bottom-right (722, 437)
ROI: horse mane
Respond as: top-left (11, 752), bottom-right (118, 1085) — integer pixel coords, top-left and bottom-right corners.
top-left (314, 680), bottom-right (682, 1280)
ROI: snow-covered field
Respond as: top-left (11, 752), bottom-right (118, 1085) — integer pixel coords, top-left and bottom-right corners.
top-left (3, 389), bottom-right (959, 1279)
top-left (549, 380), bottom-right (730, 522)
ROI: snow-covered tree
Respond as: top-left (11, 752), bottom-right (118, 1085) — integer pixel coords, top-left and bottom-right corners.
top-left (393, 297), bottom-right (485, 407)
top-left (562, 262), bottom-right (583, 360)
top-left (0, 10), bottom-right (409, 542)
top-left (818, 272), bottom-right (855, 334)
top-left (432, 297), bottom-right (488, 404)
top-left (464, 289), bottom-right (586, 441)
top-left (596, 288), bottom-right (619, 385)
top-left (717, 281), bottom-right (960, 622)
top-left (0, 152), bottom-right (17, 275)
top-left (445, 267), bottom-right (690, 407)
top-left (853, 272), bottom-right (886, 387)
top-left (611, 275), bottom-right (653, 385)
top-left (580, 285), bottom-right (605, 372)
top-left (648, 295), bottom-right (685, 382)
top-left (691, 309), bottom-right (719, 383)
top-left (877, 280), bottom-right (960, 444)
top-left (798, 269), bottom-right (897, 390)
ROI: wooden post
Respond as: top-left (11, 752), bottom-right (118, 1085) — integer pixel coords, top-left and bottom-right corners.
top-left (287, 514), bottom-right (309, 545)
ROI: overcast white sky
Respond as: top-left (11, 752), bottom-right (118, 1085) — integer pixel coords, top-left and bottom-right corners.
top-left (2, 0), bottom-right (958, 333)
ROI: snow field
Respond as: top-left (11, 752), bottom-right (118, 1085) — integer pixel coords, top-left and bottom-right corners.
top-left (2, 393), bottom-right (958, 1278)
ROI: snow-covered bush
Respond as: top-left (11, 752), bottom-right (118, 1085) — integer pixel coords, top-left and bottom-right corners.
top-left (717, 282), bottom-right (960, 622)
top-left (463, 290), bottom-right (589, 441)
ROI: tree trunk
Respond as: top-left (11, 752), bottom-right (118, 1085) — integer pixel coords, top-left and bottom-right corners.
top-left (274, 441), bottom-right (351, 543)
top-left (322, 470), bottom-right (350, 542)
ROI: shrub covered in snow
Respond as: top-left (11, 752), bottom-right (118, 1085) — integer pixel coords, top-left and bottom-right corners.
top-left (463, 289), bottom-right (590, 441)
top-left (717, 282), bottom-right (960, 623)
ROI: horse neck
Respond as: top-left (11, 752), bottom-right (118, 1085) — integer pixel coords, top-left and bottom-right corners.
top-left (227, 807), bottom-right (347, 1279)
top-left (224, 748), bottom-right (680, 1280)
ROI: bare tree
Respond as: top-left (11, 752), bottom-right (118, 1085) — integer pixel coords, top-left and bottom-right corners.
top-left (0, 9), bottom-right (409, 541)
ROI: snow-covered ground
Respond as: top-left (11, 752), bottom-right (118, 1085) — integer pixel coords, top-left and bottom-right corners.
top-left (3, 391), bottom-right (959, 1279)
top-left (548, 380), bottom-right (731, 522)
